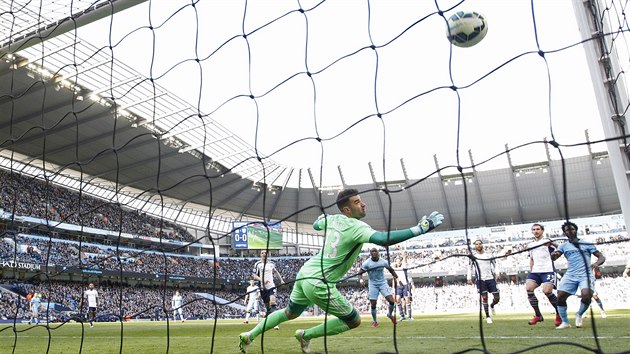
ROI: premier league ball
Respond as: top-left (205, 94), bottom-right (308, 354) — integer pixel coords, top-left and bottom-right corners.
top-left (446, 10), bottom-right (488, 48)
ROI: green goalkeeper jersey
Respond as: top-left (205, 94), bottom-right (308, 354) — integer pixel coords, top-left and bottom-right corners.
top-left (298, 214), bottom-right (375, 285)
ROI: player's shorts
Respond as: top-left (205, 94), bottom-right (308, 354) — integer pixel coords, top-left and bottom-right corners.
top-left (526, 271), bottom-right (557, 286)
top-left (246, 300), bottom-right (259, 312)
top-left (557, 273), bottom-right (594, 294)
top-left (260, 288), bottom-right (277, 304)
top-left (476, 279), bottom-right (498, 295)
top-left (290, 278), bottom-right (354, 319)
top-left (88, 306), bottom-right (97, 313)
top-left (396, 284), bottom-right (410, 297)
top-left (368, 282), bottom-right (392, 300)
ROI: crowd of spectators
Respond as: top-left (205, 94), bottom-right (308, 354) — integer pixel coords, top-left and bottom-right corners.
top-left (0, 170), bottom-right (194, 243)
top-left (2, 271), bottom-right (628, 323)
top-left (3, 231), bottom-right (630, 286)
top-left (1, 168), bottom-right (629, 324)
top-left (1, 234), bottom-right (310, 282)
top-left (0, 281), bottom-right (249, 322)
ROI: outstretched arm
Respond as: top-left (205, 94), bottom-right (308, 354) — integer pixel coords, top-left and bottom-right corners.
top-left (386, 265), bottom-right (398, 280)
top-left (370, 211), bottom-right (444, 246)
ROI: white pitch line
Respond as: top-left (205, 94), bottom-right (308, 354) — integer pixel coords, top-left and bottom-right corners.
top-left (353, 335), bottom-right (630, 340)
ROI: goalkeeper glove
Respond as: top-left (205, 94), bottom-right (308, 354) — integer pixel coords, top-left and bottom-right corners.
top-left (411, 211), bottom-right (444, 235)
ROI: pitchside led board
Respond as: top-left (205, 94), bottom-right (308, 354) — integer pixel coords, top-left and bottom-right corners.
top-left (232, 221), bottom-right (283, 249)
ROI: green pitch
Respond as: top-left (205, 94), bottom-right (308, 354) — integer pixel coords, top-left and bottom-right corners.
top-left (2, 311), bottom-right (629, 353)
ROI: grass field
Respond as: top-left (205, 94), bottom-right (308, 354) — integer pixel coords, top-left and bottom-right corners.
top-left (1, 310), bottom-right (629, 354)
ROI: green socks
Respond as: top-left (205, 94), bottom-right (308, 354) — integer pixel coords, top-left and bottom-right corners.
top-left (304, 317), bottom-right (350, 340)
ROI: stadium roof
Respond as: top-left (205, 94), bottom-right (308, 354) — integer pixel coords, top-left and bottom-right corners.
top-left (0, 0), bottom-right (622, 233)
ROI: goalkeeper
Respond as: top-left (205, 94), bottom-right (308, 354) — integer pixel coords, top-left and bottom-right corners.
top-left (239, 188), bottom-right (444, 353)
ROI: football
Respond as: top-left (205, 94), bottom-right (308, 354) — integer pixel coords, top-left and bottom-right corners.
top-left (446, 10), bottom-right (488, 48)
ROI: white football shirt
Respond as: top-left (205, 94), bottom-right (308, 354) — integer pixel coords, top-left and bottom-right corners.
top-left (528, 238), bottom-right (555, 273)
top-left (85, 289), bottom-right (98, 307)
top-left (254, 260), bottom-right (277, 290)
top-left (468, 251), bottom-right (498, 281)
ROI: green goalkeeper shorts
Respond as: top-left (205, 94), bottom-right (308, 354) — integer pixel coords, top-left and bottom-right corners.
top-left (290, 278), bottom-right (355, 320)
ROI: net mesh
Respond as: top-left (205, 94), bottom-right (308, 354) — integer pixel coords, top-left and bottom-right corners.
top-left (1, 0), bottom-right (630, 353)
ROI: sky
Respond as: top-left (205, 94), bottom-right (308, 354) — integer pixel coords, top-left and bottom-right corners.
top-left (67, 0), bottom-right (611, 187)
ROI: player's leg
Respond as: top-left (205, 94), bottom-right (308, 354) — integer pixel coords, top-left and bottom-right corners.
top-left (240, 301), bottom-right (304, 354)
top-left (269, 293), bottom-right (280, 329)
top-left (88, 308), bottom-right (95, 327)
top-left (404, 285), bottom-right (413, 320)
top-left (556, 275), bottom-right (577, 329)
top-left (301, 284), bottom-right (360, 340)
top-left (542, 282), bottom-right (559, 308)
top-left (241, 280), bottom-right (307, 350)
top-left (540, 279), bottom-right (560, 324)
top-left (477, 281), bottom-right (490, 317)
top-left (245, 302), bottom-right (252, 323)
top-left (369, 299), bottom-right (378, 326)
top-left (543, 272), bottom-right (562, 325)
top-left (254, 302), bottom-right (260, 322)
top-left (269, 292), bottom-right (279, 315)
top-left (395, 286), bottom-right (405, 321)
top-left (489, 280), bottom-right (500, 314)
top-left (366, 282), bottom-right (379, 325)
top-left (576, 284), bottom-right (593, 318)
top-left (485, 279), bottom-right (499, 315)
top-left (291, 287), bottom-right (359, 354)
top-left (525, 275), bottom-right (543, 319)
top-left (574, 287), bottom-right (593, 328)
top-left (400, 285), bottom-right (409, 319)
top-left (384, 295), bottom-right (397, 323)
top-left (381, 283), bottom-right (396, 322)
top-left (261, 289), bottom-right (272, 313)
top-left (481, 293), bottom-right (490, 317)
top-left (590, 292), bottom-right (606, 317)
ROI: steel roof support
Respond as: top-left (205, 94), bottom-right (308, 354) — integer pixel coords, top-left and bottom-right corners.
top-left (434, 155), bottom-right (453, 228)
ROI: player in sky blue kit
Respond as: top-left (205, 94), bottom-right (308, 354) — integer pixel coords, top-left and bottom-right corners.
top-left (358, 247), bottom-right (398, 327)
top-left (551, 221), bottom-right (606, 329)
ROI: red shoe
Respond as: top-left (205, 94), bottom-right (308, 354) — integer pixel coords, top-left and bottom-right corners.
top-left (370, 321), bottom-right (378, 328)
top-left (528, 316), bottom-right (544, 325)
top-left (554, 314), bottom-right (562, 326)
top-left (388, 314), bottom-right (397, 324)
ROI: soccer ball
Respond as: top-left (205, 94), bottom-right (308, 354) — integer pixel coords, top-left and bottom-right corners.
top-left (446, 10), bottom-right (488, 48)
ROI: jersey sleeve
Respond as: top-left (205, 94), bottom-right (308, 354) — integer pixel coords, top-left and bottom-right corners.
top-left (361, 259), bottom-right (369, 271)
